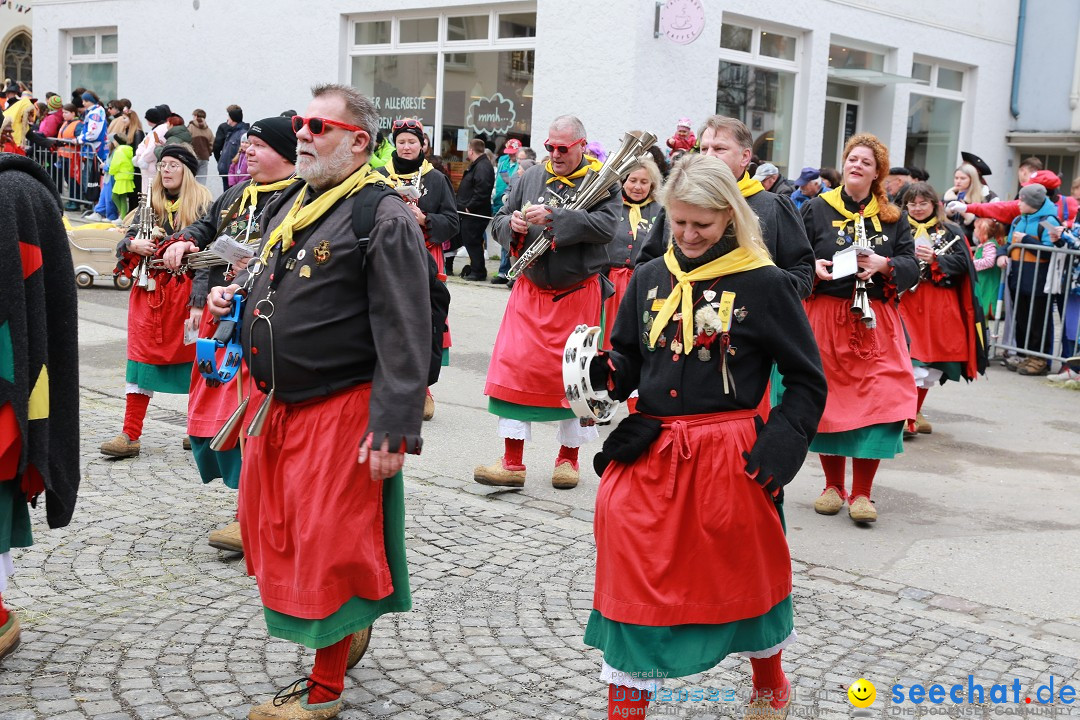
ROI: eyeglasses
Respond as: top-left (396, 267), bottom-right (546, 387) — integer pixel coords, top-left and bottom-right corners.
top-left (906, 200), bottom-right (934, 209)
top-left (290, 115), bottom-right (364, 136)
top-left (392, 118), bottom-right (424, 132)
top-left (543, 138), bottom-right (584, 154)
top-left (157, 162), bottom-right (184, 172)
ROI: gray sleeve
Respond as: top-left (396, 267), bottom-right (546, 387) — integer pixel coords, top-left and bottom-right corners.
top-left (364, 200), bottom-right (431, 454)
top-left (547, 181), bottom-right (621, 248)
top-left (189, 268), bottom-right (210, 308)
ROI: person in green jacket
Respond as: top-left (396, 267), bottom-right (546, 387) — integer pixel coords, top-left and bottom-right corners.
top-left (108, 138), bottom-right (136, 218)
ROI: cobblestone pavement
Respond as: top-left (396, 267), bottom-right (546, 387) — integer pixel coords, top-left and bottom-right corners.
top-left (2, 387), bottom-right (1079, 720)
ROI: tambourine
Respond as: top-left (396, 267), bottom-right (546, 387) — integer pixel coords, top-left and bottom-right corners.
top-left (196, 288), bottom-right (247, 386)
top-left (562, 324), bottom-right (618, 423)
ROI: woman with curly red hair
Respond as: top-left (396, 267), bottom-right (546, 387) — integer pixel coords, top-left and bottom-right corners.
top-left (800, 134), bottom-right (919, 523)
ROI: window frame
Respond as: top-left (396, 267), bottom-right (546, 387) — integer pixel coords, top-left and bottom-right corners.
top-left (347, 4), bottom-right (537, 158)
top-left (66, 27), bottom-right (118, 99)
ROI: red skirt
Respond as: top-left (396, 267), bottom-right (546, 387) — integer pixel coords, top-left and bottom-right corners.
top-left (427, 241), bottom-right (451, 350)
top-left (239, 384), bottom-right (394, 619)
top-left (602, 266), bottom-right (634, 352)
top-left (805, 294), bottom-right (916, 434)
top-left (593, 410), bottom-right (791, 626)
top-left (900, 283), bottom-right (968, 363)
top-left (186, 309), bottom-right (250, 440)
top-left (485, 275), bottom-right (601, 408)
top-left (126, 274), bottom-right (196, 366)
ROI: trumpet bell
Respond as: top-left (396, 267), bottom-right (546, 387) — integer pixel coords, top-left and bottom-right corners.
top-left (210, 396), bottom-right (249, 451)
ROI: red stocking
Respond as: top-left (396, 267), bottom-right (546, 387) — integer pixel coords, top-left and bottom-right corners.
top-left (916, 387), bottom-right (929, 413)
top-left (751, 651), bottom-right (790, 708)
top-left (608, 684), bottom-right (650, 719)
top-left (307, 634), bottom-right (351, 704)
top-left (819, 454), bottom-right (846, 498)
top-left (122, 392), bottom-right (151, 441)
top-left (851, 458), bottom-right (880, 501)
top-left (503, 438), bottom-right (525, 470)
top-left (0, 591), bottom-right (8, 627)
top-left (556, 445), bottom-right (579, 470)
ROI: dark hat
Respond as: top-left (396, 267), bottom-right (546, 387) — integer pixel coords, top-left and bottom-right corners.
top-left (392, 118), bottom-right (425, 145)
top-left (794, 166), bottom-right (820, 187)
top-left (157, 143), bottom-right (199, 176)
top-left (888, 166), bottom-right (911, 176)
top-left (960, 151), bottom-right (991, 177)
top-left (248, 116), bottom-right (297, 164)
top-left (145, 103), bottom-right (171, 125)
top-left (3, 83), bottom-right (18, 95)
top-left (1025, 169), bottom-right (1061, 191)
top-left (1019, 183), bottom-right (1047, 208)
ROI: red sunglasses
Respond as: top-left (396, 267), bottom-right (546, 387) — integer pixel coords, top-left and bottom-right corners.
top-left (544, 137), bottom-right (584, 154)
top-left (392, 118), bottom-right (424, 132)
top-left (291, 115), bottom-right (364, 136)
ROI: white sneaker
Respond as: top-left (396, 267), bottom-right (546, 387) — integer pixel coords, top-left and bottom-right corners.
top-left (85, 212), bottom-right (104, 222)
top-left (1047, 367), bottom-right (1080, 382)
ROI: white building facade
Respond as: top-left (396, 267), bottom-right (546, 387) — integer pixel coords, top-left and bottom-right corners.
top-left (30, 0), bottom-right (1069, 193)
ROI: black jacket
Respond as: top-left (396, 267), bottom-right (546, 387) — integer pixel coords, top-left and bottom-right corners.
top-left (457, 154), bottom-right (495, 216)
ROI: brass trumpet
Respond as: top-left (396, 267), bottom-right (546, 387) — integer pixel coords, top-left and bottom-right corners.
top-left (130, 193), bottom-right (156, 290)
top-left (850, 213), bottom-right (876, 329)
top-left (507, 131), bottom-right (657, 279)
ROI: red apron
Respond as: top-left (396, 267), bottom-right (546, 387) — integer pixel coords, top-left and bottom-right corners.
top-left (593, 410), bottom-right (791, 626)
top-left (239, 384), bottom-right (393, 619)
top-left (805, 295), bottom-right (917, 434)
top-left (126, 273), bottom-right (196, 365)
top-left (186, 309), bottom-right (249, 440)
top-left (485, 275), bottom-right (602, 408)
top-left (602, 266), bottom-right (634, 352)
top-left (900, 283), bottom-right (968, 363)
top-left (426, 241), bottom-right (451, 350)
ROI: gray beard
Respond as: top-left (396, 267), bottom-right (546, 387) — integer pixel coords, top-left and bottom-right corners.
top-left (297, 136), bottom-right (358, 190)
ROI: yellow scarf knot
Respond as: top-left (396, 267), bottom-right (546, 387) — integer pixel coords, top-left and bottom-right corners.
top-left (240, 177), bottom-right (298, 216)
top-left (384, 158), bottom-right (434, 185)
top-left (545, 156), bottom-right (603, 187)
top-left (821, 186), bottom-right (882, 233)
top-left (624, 197), bottom-right (654, 241)
top-left (738, 172), bottom-right (765, 198)
top-left (648, 244), bottom-right (773, 353)
top-left (908, 216), bottom-right (938, 241)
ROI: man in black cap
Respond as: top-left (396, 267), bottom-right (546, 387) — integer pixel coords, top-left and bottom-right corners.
top-left (161, 116), bottom-right (299, 554)
top-left (884, 167), bottom-right (912, 203)
top-left (135, 104), bottom-right (172, 193)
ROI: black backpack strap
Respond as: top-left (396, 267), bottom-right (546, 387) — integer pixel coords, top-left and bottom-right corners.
top-left (351, 180), bottom-right (402, 245)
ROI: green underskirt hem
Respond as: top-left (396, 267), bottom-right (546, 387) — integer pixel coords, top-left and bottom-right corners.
top-left (0, 479), bottom-right (32, 554)
top-left (810, 421), bottom-right (905, 459)
top-left (125, 360), bottom-right (192, 394)
top-left (189, 436), bottom-right (241, 489)
top-left (441, 348), bottom-right (450, 366)
top-left (262, 471), bottom-right (412, 649)
top-left (768, 363), bottom-right (786, 407)
top-left (487, 397), bottom-right (574, 422)
top-left (912, 359), bottom-right (963, 383)
top-left (584, 595), bottom-right (795, 679)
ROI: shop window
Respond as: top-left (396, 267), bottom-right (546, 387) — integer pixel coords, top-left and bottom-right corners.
top-left (441, 50), bottom-right (533, 159)
top-left (448, 15), bottom-right (488, 41)
top-left (829, 43), bottom-right (884, 71)
top-left (759, 31), bottom-right (796, 61)
top-left (717, 61), bottom-right (795, 173)
top-left (355, 21), bottom-right (390, 45)
top-left (351, 54), bottom-right (438, 135)
top-left (400, 18), bottom-right (438, 44)
top-left (497, 12), bottom-right (536, 39)
top-left (720, 23), bottom-right (752, 52)
top-left (912, 61), bottom-right (932, 84)
top-left (937, 67), bottom-right (963, 92)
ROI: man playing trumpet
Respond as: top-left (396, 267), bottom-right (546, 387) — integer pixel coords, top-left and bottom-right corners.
top-left (474, 115), bottom-right (621, 490)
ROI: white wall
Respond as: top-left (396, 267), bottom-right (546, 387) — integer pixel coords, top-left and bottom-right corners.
top-left (32, 0), bottom-right (1018, 187)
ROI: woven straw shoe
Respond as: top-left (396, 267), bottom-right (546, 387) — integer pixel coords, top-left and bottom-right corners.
top-left (247, 680), bottom-right (342, 720)
top-left (208, 521), bottom-right (243, 553)
top-left (848, 495), bottom-right (878, 523)
top-left (100, 433), bottom-right (140, 458)
top-left (473, 459), bottom-right (526, 488)
top-left (422, 393), bottom-right (435, 421)
top-left (914, 412), bottom-right (932, 434)
top-left (551, 460), bottom-right (579, 489)
top-left (0, 612), bottom-right (21, 663)
top-left (813, 487), bottom-right (845, 515)
top-left (346, 626), bottom-right (371, 669)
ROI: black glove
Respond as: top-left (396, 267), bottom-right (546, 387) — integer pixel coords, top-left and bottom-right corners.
top-left (593, 450), bottom-right (611, 477)
top-left (589, 354), bottom-right (609, 390)
top-left (602, 414), bottom-right (662, 464)
top-left (742, 413), bottom-right (809, 498)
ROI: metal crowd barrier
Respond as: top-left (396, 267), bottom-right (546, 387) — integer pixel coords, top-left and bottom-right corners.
top-left (23, 138), bottom-right (97, 210)
top-left (990, 239), bottom-right (1080, 367)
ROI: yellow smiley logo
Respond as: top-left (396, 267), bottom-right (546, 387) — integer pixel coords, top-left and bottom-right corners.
top-left (848, 678), bottom-right (876, 708)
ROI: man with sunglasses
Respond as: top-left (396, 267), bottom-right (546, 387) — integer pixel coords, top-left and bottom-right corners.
top-left (160, 115), bottom-right (299, 555)
top-left (475, 115), bottom-right (621, 491)
top-left (206, 84), bottom-right (431, 720)
top-left (637, 115), bottom-right (815, 299)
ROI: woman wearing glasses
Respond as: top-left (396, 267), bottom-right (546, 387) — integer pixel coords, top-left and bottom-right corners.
top-left (100, 144), bottom-right (212, 458)
top-left (585, 155), bottom-right (826, 720)
top-left (800, 134), bottom-right (919, 523)
top-left (376, 118), bottom-right (458, 420)
top-left (899, 182), bottom-right (985, 436)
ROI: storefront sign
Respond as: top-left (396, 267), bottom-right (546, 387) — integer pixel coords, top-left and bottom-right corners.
top-left (467, 93), bottom-right (516, 136)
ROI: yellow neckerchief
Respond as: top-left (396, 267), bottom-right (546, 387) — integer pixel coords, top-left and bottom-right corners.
top-left (545, 155), bottom-right (603, 187)
top-left (163, 198), bottom-right (181, 229)
top-left (2, 97), bottom-right (33, 146)
top-left (260, 164), bottom-right (382, 262)
top-left (239, 176), bottom-right (298, 216)
top-left (738, 172), bottom-right (764, 198)
top-left (820, 185), bottom-right (883, 233)
top-left (384, 158), bottom-right (434, 185)
top-left (908, 215), bottom-right (938, 242)
top-left (649, 244), bottom-right (774, 353)
top-left (624, 196), bottom-right (654, 241)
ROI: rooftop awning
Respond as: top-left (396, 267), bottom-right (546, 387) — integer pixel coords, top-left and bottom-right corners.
top-left (1006, 132), bottom-right (1080, 152)
top-left (827, 68), bottom-right (929, 87)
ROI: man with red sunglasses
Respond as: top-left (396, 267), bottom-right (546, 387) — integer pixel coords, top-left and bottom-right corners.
top-left (207, 84), bottom-right (431, 720)
top-left (475, 115), bottom-right (620, 491)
